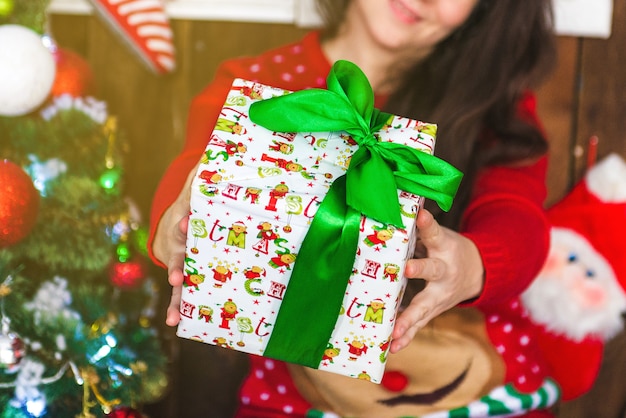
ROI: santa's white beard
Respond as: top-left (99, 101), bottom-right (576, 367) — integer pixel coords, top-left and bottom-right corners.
top-left (523, 276), bottom-right (624, 341)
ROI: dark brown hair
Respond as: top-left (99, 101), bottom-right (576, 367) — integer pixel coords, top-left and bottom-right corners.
top-left (316, 0), bottom-right (557, 228)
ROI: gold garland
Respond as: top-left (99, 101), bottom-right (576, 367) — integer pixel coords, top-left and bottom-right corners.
top-left (75, 366), bottom-right (121, 418)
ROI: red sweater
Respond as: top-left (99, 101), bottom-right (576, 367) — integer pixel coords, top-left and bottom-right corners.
top-left (148, 31), bottom-right (550, 308)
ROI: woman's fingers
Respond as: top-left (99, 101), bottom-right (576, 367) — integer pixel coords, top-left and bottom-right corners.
top-left (157, 163), bottom-right (200, 327)
top-left (166, 285), bottom-right (183, 326)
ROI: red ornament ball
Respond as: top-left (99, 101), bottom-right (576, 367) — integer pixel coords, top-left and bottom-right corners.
top-left (381, 370), bottom-right (409, 392)
top-left (50, 47), bottom-right (95, 98)
top-left (110, 258), bottom-right (146, 289)
top-left (0, 160), bottom-right (40, 248)
top-left (106, 406), bottom-right (144, 418)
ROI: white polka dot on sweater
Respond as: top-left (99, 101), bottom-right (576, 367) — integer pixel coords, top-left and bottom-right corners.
top-left (488, 315), bottom-right (499, 323)
top-left (282, 73), bottom-right (293, 82)
top-left (295, 64), bottom-right (306, 73)
top-left (283, 405), bottom-right (294, 413)
top-left (250, 63), bottom-right (261, 73)
top-left (273, 54), bottom-right (285, 63)
top-left (260, 392), bottom-right (270, 401)
top-left (503, 323), bottom-right (513, 333)
top-left (520, 335), bottom-right (530, 346)
top-left (516, 354), bottom-right (526, 363)
top-left (496, 344), bottom-right (506, 354)
top-left (241, 396), bottom-right (251, 405)
top-left (316, 77), bottom-right (325, 86)
top-left (291, 45), bottom-right (302, 54)
top-left (277, 384), bottom-right (287, 394)
top-left (518, 375), bottom-right (527, 384)
top-left (255, 369), bottom-right (265, 379)
top-left (264, 359), bottom-right (275, 370)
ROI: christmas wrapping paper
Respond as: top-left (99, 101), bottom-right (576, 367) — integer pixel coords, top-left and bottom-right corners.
top-left (177, 61), bottom-right (462, 383)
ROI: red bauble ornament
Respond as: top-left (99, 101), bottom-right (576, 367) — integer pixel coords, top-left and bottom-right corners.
top-left (110, 258), bottom-right (146, 289)
top-left (381, 370), bottom-right (409, 392)
top-left (50, 47), bottom-right (95, 98)
top-left (0, 160), bottom-right (40, 248)
top-left (106, 406), bottom-right (144, 418)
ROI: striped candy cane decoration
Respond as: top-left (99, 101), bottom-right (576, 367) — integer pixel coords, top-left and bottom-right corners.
top-left (422, 378), bottom-right (560, 418)
top-left (88, 0), bottom-right (176, 74)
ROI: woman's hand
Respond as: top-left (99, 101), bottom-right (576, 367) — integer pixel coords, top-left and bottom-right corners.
top-left (390, 208), bottom-right (484, 353)
top-left (152, 165), bottom-right (198, 327)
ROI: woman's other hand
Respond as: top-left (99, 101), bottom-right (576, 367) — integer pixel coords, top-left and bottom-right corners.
top-left (390, 208), bottom-right (484, 353)
top-left (153, 164), bottom-right (198, 326)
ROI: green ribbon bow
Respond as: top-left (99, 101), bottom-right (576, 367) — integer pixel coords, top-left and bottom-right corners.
top-left (249, 60), bottom-right (463, 368)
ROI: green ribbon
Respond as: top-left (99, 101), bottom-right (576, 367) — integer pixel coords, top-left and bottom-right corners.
top-left (249, 60), bottom-right (463, 368)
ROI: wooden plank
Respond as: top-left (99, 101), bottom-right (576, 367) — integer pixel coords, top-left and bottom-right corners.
top-left (573, 0), bottom-right (626, 177)
top-left (184, 20), bottom-right (309, 103)
top-left (48, 13), bottom-right (90, 55)
top-left (82, 16), bottom-right (162, 216)
top-left (558, 331), bottom-right (626, 418)
top-left (536, 37), bottom-right (580, 206)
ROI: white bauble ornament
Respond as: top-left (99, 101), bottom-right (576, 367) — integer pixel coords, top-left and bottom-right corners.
top-left (0, 25), bottom-right (56, 116)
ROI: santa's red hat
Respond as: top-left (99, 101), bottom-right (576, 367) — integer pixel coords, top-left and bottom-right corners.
top-left (547, 153), bottom-right (626, 289)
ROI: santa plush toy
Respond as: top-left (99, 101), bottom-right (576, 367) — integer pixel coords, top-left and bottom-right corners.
top-left (521, 152), bottom-right (626, 400)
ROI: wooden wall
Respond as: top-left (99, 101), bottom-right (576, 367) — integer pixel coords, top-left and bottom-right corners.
top-left (48, 3), bottom-right (626, 416)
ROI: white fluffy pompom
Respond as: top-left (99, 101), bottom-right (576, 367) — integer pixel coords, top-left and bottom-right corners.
top-left (586, 153), bottom-right (626, 202)
top-left (0, 25), bottom-right (56, 116)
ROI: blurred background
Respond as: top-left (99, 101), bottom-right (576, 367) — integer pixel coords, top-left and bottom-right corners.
top-left (1, 0), bottom-right (625, 417)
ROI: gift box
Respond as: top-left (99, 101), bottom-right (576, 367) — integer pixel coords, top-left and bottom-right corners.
top-left (177, 60), bottom-right (462, 383)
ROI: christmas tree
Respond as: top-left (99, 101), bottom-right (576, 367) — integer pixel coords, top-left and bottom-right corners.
top-left (0, 1), bottom-right (169, 417)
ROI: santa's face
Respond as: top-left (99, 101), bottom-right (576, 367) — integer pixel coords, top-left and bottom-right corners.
top-left (522, 227), bottom-right (626, 341)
